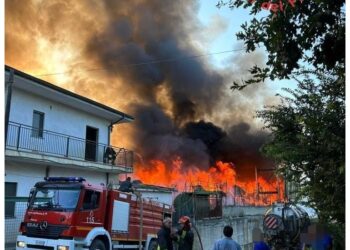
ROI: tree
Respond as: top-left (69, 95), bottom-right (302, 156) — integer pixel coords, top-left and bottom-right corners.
top-left (257, 71), bottom-right (345, 247)
top-left (219, 0), bottom-right (345, 247)
top-left (217, 0), bottom-right (345, 89)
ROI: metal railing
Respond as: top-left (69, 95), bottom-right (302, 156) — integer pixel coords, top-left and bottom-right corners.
top-left (6, 122), bottom-right (133, 171)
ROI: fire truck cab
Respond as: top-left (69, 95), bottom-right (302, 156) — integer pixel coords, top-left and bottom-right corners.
top-left (16, 177), bottom-right (172, 250)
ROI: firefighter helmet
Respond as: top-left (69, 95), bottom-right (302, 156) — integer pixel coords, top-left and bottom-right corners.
top-left (178, 216), bottom-right (190, 224)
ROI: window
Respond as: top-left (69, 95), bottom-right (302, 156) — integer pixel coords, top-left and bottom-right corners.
top-left (5, 182), bottom-right (17, 218)
top-left (82, 190), bottom-right (100, 210)
top-left (29, 188), bottom-right (81, 211)
top-left (32, 110), bottom-right (44, 137)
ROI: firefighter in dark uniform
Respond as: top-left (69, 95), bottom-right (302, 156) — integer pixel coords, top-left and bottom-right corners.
top-left (174, 216), bottom-right (194, 250)
top-left (157, 217), bottom-right (174, 250)
top-left (118, 177), bottom-right (134, 193)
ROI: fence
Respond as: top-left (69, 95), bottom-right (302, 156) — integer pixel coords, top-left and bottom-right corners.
top-left (173, 191), bottom-right (224, 225)
top-left (194, 215), bottom-right (262, 250)
top-left (6, 122), bottom-right (133, 171)
top-left (5, 197), bottom-right (27, 248)
top-left (176, 181), bottom-right (279, 207)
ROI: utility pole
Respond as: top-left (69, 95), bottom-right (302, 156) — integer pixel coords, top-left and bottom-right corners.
top-left (138, 192), bottom-right (143, 250)
top-left (284, 170), bottom-right (288, 201)
top-left (255, 166), bottom-right (258, 200)
top-left (5, 69), bottom-right (14, 144)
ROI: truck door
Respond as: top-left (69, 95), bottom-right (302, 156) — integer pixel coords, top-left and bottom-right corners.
top-left (77, 189), bottom-right (104, 233)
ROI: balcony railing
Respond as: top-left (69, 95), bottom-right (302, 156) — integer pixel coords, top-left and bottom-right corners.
top-left (6, 122), bottom-right (133, 171)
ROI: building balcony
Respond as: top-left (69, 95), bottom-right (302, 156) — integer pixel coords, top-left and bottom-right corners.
top-left (5, 122), bottom-right (133, 174)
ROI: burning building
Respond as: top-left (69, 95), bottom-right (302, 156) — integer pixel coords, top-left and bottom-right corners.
top-left (173, 186), bottom-right (224, 223)
top-left (6, 0), bottom-right (284, 206)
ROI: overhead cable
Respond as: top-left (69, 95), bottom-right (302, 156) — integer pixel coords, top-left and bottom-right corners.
top-left (34, 48), bottom-right (246, 77)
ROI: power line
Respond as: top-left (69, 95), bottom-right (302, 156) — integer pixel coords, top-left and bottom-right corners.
top-left (34, 48), bottom-right (245, 77)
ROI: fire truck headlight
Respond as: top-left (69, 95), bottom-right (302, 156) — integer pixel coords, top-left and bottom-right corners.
top-left (58, 245), bottom-right (69, 250)
top-left (16, 241), bottom-right (26, 248)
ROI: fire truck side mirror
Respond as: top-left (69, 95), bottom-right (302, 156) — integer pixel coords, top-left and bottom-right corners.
top-left (91, 193), bottom-right (97, 208)
top-left (27, 188), bottom-right (35, 207)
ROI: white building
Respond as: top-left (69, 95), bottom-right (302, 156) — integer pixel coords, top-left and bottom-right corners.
top-left (133, 182), bottom-right (176, 206)
top-left (4, 65), bottom-right (134, 244)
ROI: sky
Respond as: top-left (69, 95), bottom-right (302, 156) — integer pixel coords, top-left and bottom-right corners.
top-left (196, 1), bottom-right (251, 67)
top-left (196, 1), bottom-right (294, 92)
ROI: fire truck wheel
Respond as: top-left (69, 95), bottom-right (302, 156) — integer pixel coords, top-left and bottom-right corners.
top-left (148, 239), bottom-right (158, 250)
top-left (90, 239), bottom-right (106, 250)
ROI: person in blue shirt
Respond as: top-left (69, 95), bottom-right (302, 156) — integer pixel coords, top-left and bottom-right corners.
top-left (252, 227), bottom-right (270, 250)
top-left (253, 241), bottom-right (270, 250)
top-left (212, 225), bottom-right (242, 250)
top-left (305, 223), bottom-right (333, 250)
top-left (311, 232), bottom-right (333, 250)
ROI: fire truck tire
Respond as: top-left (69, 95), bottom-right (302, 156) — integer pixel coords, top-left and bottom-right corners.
top-left (90, 239), bottom-right (106, 250)
top-left (148, 239), bottom-right (158, 250)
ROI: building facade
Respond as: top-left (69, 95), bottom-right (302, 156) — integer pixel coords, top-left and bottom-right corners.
top-left (5, 65), bottom-right (134, 244)
top-left (133, 182), bottom-right (176, 206)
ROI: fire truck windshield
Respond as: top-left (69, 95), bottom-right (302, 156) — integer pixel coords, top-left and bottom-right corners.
top-left (29, 188), bottom-right (81, 211)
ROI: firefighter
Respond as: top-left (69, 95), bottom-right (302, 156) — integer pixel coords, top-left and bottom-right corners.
top-left (157, 217), bottom-right (174, 250)
top-left (174, 216), bottom-right (194, 250)
top-left (118, 177), bottom-right (134, 193)
top-left (104, 146), bottom-right (117, 164)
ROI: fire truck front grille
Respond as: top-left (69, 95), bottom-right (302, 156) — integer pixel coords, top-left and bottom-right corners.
top-left (27, 245), bottom-right (54, 250)
top-left (25, 223), bottom-right (69, 239)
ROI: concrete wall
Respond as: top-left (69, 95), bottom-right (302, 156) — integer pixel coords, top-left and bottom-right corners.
top-left (223, 206), bottom-right (267, 217)
top-left (5, 161), bottom-right (117, 197)
top-left (10, 87), bottom-right (110, 144)
top-left (193, 207), bottom-right (266, 250)
top-left (139, 191), bottom-right (173, 206)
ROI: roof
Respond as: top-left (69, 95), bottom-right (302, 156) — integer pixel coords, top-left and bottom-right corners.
top-left (133, 182), bottom-right (177, 193)
top-left (5, 65), bottom-right (134, 123)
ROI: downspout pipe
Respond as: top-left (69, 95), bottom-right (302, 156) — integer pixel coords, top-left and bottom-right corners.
top-left (5, 69), bottom-right (14, 144)
top-left (107, 114), bottom-right (125, 146)
top-left (106, 114), bottom-right (126, 186)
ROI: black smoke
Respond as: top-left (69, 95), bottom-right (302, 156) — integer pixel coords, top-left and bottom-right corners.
top-left (131, 104), bottom-right (210, 169)
top-left (85, 0), bottom-right (272, 176)
top-left (182, 121), bottom-right (273, 179)
top-left (5, 0), bottom-right (275, 179)
top-left (87, 1), bottom-right (224, 120)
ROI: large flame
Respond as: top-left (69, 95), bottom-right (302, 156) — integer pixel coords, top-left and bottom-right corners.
top-left (130, 159), bottom-right (284, 206)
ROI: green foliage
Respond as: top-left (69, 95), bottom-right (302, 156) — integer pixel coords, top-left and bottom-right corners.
top-left (217, 0), bottom-right (345, 89)
top-left (257, 71), bottom-right (345, 245)
top-left (219, 0), bottom-right (345, 244)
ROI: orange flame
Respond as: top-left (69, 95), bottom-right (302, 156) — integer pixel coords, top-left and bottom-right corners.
top-left (130, 158), bottom-right (284, 206)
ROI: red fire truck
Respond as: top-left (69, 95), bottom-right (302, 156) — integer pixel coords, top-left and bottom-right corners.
top-left (16, 177), bottom-right (172, 250)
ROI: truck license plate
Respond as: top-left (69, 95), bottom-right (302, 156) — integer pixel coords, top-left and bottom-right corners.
top-left (35, 240), bottom-right (45, 245)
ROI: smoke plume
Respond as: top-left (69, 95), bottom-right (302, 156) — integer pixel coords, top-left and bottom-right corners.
top-left (5, 0), bottom-right (277, 181)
